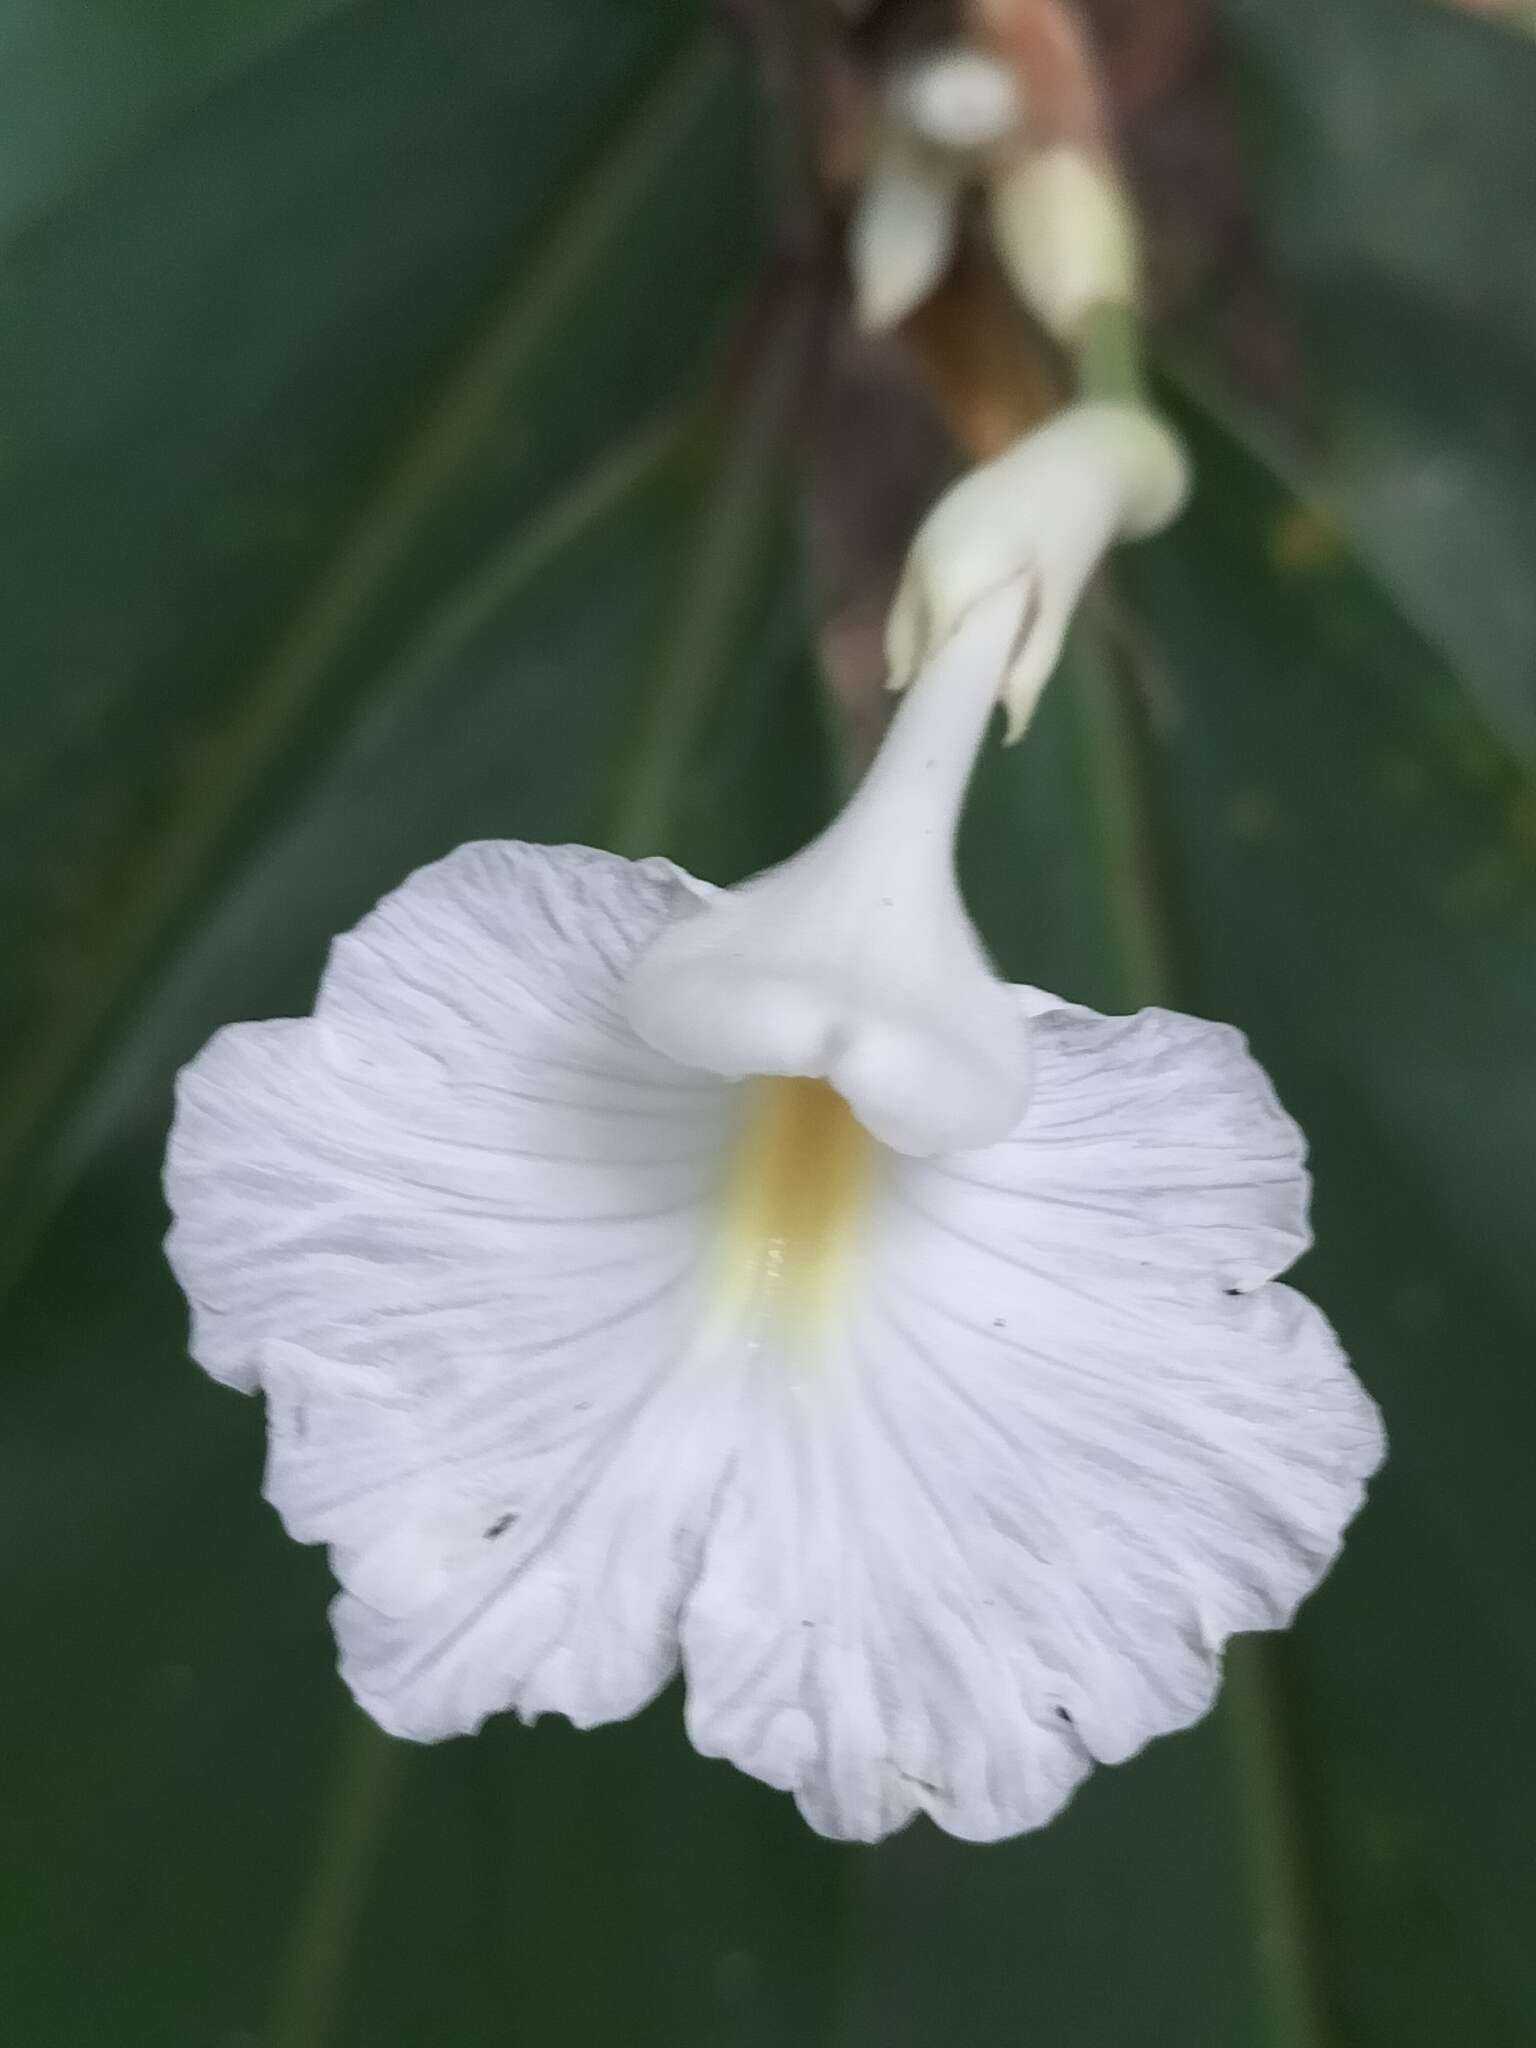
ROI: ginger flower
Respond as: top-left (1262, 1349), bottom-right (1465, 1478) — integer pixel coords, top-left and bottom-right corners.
top-left (847, 35), bottom-right (1141, 350)
top-left (164, 411), bottom-right (1382, 1845)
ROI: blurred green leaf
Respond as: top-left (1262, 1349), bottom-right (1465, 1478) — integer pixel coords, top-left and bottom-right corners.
top-left (0, 0), bottom-right (360, 240)
top-left (1118, 394), bottom-right (1536, 2045)
top-left (1217, 0), bottom-right (1536, 760)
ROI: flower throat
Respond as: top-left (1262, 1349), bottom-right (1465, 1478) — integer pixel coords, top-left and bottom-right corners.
top-left (714, 1077), bottom-right (874, 1338)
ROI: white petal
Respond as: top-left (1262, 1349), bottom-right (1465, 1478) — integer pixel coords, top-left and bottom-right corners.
top-left (165, 842), bottom-right (741, 1733)
top-left (680, 1001), bottom-right (1383, 1842)
top-left (331, 1346), bottom-right (743, 1738)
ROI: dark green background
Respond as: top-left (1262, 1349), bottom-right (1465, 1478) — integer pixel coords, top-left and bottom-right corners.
top-left (2, 1), bottom-right (1533, 2041)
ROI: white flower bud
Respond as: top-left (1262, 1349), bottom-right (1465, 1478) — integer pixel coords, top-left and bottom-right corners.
top-left (889, 44), bottom-right (1023, 154)
top-left (988, 146), bottom-right (1139, 344)
top-left (885, 400), bottom-right (1188, 741)
top-left (848, 131), bottom-right (963, 334)
top-left (848, 40), bottom-right (1027, 335)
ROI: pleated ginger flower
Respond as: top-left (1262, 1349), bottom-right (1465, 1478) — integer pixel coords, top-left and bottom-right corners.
top-left (164, 404), bottom-right (1383, 1843)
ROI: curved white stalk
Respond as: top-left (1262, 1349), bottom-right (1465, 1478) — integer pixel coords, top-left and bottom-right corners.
top-left (165, 838), bottom-right (1385, 1844)
top-left (623, 581), bottom-right (1033, 1155)
top-left (886, 399), bottom-right (1189, 738)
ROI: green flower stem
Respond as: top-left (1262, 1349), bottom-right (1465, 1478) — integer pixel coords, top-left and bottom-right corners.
top-left (269, 1720), bottom-right (404, 2048)
top-left (1222, 1644), bottom-right (1335, 2048)
top-left (1067, 315), bottom-right (1331, 2048)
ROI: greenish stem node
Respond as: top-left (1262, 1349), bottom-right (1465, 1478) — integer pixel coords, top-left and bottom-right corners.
top-left (1071, 298), bottom-right (1150, 408)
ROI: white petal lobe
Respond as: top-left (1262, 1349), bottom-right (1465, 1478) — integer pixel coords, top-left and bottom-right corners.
top-left (679, 1000), bottom-right (1383, 1841)
top-left (166, 843), bottom-right (740, 1734)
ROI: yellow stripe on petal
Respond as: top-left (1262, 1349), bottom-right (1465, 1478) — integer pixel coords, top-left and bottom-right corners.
top-left (713, 1078), bottom-right (875, 1344)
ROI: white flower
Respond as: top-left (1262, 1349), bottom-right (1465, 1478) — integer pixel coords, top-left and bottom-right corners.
top-left (164, 583), bottom-right (1383, 1842)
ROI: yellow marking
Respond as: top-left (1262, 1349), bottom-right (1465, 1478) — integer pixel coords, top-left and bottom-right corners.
top-left (713, 1077), bottom-right (875, 1346)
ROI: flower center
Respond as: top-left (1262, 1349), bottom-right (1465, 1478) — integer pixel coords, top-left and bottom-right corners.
top-left (713, 1077), bottom-right (875, 1346)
